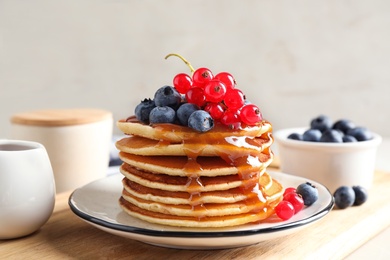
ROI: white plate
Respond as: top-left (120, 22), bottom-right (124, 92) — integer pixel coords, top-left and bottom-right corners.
top-left (69, 171), bottom-right (334, 249)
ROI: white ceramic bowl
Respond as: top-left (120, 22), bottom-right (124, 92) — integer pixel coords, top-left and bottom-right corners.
top-left (274, 128), bottom-right (382, 193)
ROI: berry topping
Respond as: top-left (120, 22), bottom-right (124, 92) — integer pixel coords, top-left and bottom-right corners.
top-left (275, 201), bottom-right (295, 220)
top-left (204, 80), bottom-right (227, 103)
top-left (333, 186), bottom-right (355, 209)
top-left (177, 103), bottom-right (199, 126)
top-left (224, 89), bottom-right (245, 110)
top-left (192, 67), bottom-right (214, 88)
top-left (214, 72), bottom-right (236, 90)
top-left (204, 103), bottom-right (224, 120)
top-left (134, 98), bottom-right (156, 124)
top-left (188, 110), bottom-right (214, 132)
top-left (149, 106), bottom-right (176, 124)
top-left (352, 186), bottom-right (368, 206)
top-left (173, 73), bottom-right (192, 94)
top-left (239, 104), bottom-right (263, 126)
top-left (296, 182), bottom-right (318, 206)
top-left (220, 110), bottom-right (241, 130)
top-left (154, 86), bottom-right (181, 108)
top-left (132, 54), bottom-right (266, 132)
top-left (185, 87), bottom-right (206, 107)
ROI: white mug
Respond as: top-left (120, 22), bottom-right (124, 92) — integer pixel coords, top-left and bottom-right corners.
top-left (0, 139), bottom-right (55, 239)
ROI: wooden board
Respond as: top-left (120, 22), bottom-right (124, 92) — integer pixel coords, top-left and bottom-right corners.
top-left (1, 171), bottom-right (390, 259)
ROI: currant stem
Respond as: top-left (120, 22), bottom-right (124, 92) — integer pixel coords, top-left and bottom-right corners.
top-left (165, 53), bottom-right (195, 73)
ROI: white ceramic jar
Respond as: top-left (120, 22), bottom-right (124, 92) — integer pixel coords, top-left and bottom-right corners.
top-left (10, 109), bottom-right (113, 193)
top-left (0, 139), bottom-right (55, 239)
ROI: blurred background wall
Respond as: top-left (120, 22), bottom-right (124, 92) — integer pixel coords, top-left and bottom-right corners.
top-left (1, 0), bottom-right (389, 137)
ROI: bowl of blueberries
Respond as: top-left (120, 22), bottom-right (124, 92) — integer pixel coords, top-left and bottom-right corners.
top-left (274, 115), bottom-right (382, 194)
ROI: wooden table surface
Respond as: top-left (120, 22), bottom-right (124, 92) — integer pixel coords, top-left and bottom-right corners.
top-left (2, 170), bottom-right (390, 260)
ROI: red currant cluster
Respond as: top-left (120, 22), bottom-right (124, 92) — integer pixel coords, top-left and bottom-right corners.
top-left (275, 187), bottom-right (305, 220)
top-left (170, 57), bottom-right (263, 129)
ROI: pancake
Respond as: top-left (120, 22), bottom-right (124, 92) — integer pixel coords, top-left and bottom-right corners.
top-left (121, 171), bottom-right (274, 205)
top-left (119, 152), bottom-right (273, 177)
top-left (117, 117), bottom-right (273, 143)
top-left (119, 178), bottom-right (283, 228)
top-left (116, 135), bottom-right (273, 157)
top-left (119, 197), bottom-right (279, 228)
top-left (116, 115), bottom-right (282, 228)
top-left (120, 163), bottom-right (248, 192)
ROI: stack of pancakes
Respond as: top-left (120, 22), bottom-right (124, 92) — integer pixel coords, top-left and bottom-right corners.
top-left (116, 117), bottom-right (283, 228)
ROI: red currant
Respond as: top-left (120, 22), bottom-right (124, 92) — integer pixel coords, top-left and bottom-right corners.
top-left (192, 68), bottom-right (213, 88)
top-left (214, 72), bottom-right (236, 90)
top-left (283, 187), bottom-right (297, 197)
top-left (239, 104), bottom-right (262, 126)
top-left (224, 89), bottom-right (245, 110)
top-left (173, 73), bottom-right (192, 94)
top-left (275, 201), bottom-right (295, 220)
top-left (204, 80), bottom-right (227, 103)
top-left (220, 110), bottom-right (241, 129)
top-left (283, 192), bottom-right (304, 214)
top-left (204, 102), bottom-right (225, 120)
top-left (185, 87), bottom-right (206, 107)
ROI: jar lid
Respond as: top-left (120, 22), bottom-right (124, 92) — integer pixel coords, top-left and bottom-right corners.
top-left (11, 109), bottom-right (112, 127)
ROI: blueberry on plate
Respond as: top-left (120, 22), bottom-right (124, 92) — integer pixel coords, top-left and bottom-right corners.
top-left (347, 127), bottom-right (373, 141)
top-left (302, 129), bottom-right (322, 142)
top-left (154, 85), bottom-right (182, 108)
top-left (188, 110), bottom-right (214, 132)
top-left (333, 186), bottom-right (355, 209)
top-left (310, 115), bottom-right (332, 133)
top-left (296, 182), bottom-right (318, 206)
top-left (149, 106), bottom-right (176, 124)
top-left (352, 186), bottom-right (368, 206)
top-left (176, 103), bottom-right (199, 126)
top-left (134, 98), bottom-right (156, 124)
top-left (319, 129), bottom-right (343, 143)
top-left (287, 133), bottom-right (303, 141)
top-left (332, 119), bottom-right (356, 134)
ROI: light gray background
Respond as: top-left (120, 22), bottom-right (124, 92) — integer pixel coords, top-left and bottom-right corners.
top-left (1, 0), bottom-right (389, 137)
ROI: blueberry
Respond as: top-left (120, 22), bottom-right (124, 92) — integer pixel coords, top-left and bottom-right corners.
top-left (296, 182), bottom-right (318, 206)
top-left (332, 119), bottom-right (356, 134)
top-left (149, 106), bottom-right (176, 124)
top-left (287, 133), bottom-right (303, 141)
top-left (188, 110), bottom-right (214, 132)
top-left (310, 115), bottom-right (332, 133)
top-left (347, 127), bottom-right (373, 141)
top-left (334, 186), bottom-right (355, 209)
top-left (302, 129), bottom-right (322, 142)
top-left (176, 103), bottom-right (199, 126)
top-left (154, 85), bottom-right (181, 108)
top-left (319, 129), bottom-right (343, 143)
top-left (352, 186), bottom-right (368, 206)
top-left (342, 135), bottom-right (358, 143)
top-left (134, 98), bottom-right (156, 124)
